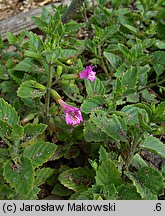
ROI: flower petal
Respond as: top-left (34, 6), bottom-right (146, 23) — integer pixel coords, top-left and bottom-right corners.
top-left (88, 71), bottom-right (96, 82)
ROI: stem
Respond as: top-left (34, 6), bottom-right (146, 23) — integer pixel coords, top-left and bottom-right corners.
top-left (45, 63), bottom-right (53, 117)
top-left (98, 46), bottom-right (109, 77)
top-left (138, 78), bottom-right (165, 92)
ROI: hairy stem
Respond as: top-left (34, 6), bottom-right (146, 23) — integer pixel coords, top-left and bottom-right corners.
top-left (98, 46), bottom-right (109, 77)
top-left (45, 63), bottom-right (53, 117)
top-left (138, 78), bottom-right (165, 92)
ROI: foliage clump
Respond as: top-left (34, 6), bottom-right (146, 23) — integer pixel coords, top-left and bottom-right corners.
top-left (0, 0), bottom-right (164, 200)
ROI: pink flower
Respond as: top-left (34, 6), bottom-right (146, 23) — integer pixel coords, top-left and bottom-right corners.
top-left (79, 66), bottom-right (96, 82)
top-left (59, 99), bottom-right (83, 126)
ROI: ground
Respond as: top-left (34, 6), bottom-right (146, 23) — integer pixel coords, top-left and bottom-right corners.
top-left (0, 0), bottom-right (59, 20)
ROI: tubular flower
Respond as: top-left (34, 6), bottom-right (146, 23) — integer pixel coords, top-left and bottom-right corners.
top-left (59, 99), bottom-right (83, 126)
top-left (79, 66), bottom-right (96, 82)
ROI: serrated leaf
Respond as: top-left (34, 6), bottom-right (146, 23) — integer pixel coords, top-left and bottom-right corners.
top-left (24, 50), bottom-right (42, 60)
top-left (0, 184), bottom-right (16, 199)
top-left (85, 77), bottom-right (105, 97)
top-left (122, 23), bottom-right (138, 34)
top-left (10, 125), bottom-right (24, 144)
top-left (84, 120), bottom-right (109, 142)
top-left (103, 183), bottom-right (118, 200)
top-left (125, 171), bottom-right (157, 199)
top-left (3, 157), bottom-right (34, 196)
top-left (121, 105), bottom-right (149, 126)
top-left (35, 168), bottom-right (55, 186)
top-left (118, 43), bottom-right (130, 58)
top-left (24, 123), bottom-right (47, 138)
top-left (153, 102), bottom-right (165, 123)
top-left (0, 120), bottom-right (10, 139)
top-left (76, 185), bottom-right (102, 200)
top-left (58, 167), bottom-right (94, 192)
top-left (99, 145), bottom-right (109, 163)
top-left (13, 57), bottom-right (40, 73)
top-left (91, 111), bottom-right (128, 143)
top-left (62, 81), bottom-right (83, 103)
top-left (52, 183), bottom-right (73, 196)
top-left (24, 186), bottom-right (40, 200)
top-left (81, 95), bottom-right (105, 114)
top-left (96, 159), bottom-right (122, 187)
top-left (137, 65), bottom-right (150, 86)
top-left (17, 80), bottom-right (46, 98)
top-left (151, 51), bottom-right (165, 65)
top-left (153, 63), bottom-right (164, 77)
top-left (0, 98), bottom-right (19, 126)
top-left (142, 136), bottom-right (165, 158)
top-left (103, 51), bottom-right (122, 68)
top-left (23, 141), bottom-right (57, 168)
top-left (26, 31), bottom-right (43, 51)
top-left (136, 166), bottom-right (164, 195)
top-left (131, 154), bottom-right (147, 169)
top-left (6, 32), bottom-right (17, 44)
top-left (122, 67), bottom-right (138, 94)
top-left (118, 183), bottom-right (142, 200)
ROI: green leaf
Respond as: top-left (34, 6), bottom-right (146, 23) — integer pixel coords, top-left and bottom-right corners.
top-left (131, 154), bottom-right (147, 169)
top-left (122, 67), bottom-right (138, 94)
top-left (0, 120), bottom-right (11, 139)
top-left (81, 96), bottom-right (105, 114)
top-left (91, 111), bottom-right (128, 143)
top-left (85, 77), bottom-right (105, 97)
top-left (0, 184), bottom-right (15, 199)
top-left (35, 168), bottom-right (55, 186)
top-left (136, 166), bottom-right (164, 195)
top-left (121, 105), bottom-right (149, 126)
top-left (26, 31), bottom-right (43, 51)
top-left (23, 141), bottom-right (57, 168)
top-left (99, 145), bottom-right (109, 163)
top-left (0, 98), bottom-right (19, 126)
top-left (155, 40), bottom-right (165, 49)
top-left (103, 184), bottom-right (118, 199)
top-left (17, 80), bottom-right (46, 98)
top-left (24, 50), bottom-right (42, 60)
top-left (153, 63), bottom-right (164, 76)
top-left (142, 136), bottom-right (165, 158)
top-left (153, 102), bottom-right (165, 123)
top-left (76, 185), bottom-right (102, 200)
top-left (118, 43), bottom-right (130, 58)
top-left (103, 51), bottom-right (122, 68)
top-left (24, 123), bottom-right (47, 138)
top-left (118, 183), bottom-right (142, 200)
top-left (0, 64), bottom-right (8, 80)
top-left (3, 157), bottom-right (34, 196)
top-left (52, 183), bottom-right (73, 196)
top-left (152, 51), bottom-right (165, 76)
top-left (24, 186), bottom-right (40, 200)
top-left (95, 159), bottom-right (122, 187)
top-left (121, 23), bottom-right (138, 34)
top-left (13, 58), bottom-right (40, 73)
top-left (125, 171), bottom-right (157, 199)
top-left (10, 125), bottom-right (24, 143)
top-left (6, 32), bottom-right (17, 44)
top-left (151, 51), bottom-right (165, 65)
top-left (58, 167), bottom-right (94, 192)
top-left (137, 65), bottom-right (150, 86)
top-left (84, 120), bottom-right (109, 142)
top-left (62, 81), bottom-right (83, 103)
